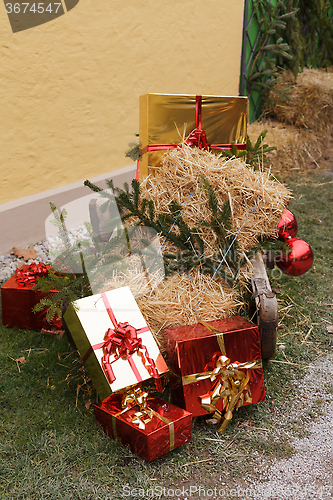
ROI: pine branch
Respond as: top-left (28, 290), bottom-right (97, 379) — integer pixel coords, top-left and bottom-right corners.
top-left (83, 175), bottom-right (252, 283)
top-left (125, 135), bottom-right (140, 161)
top-left (33, 271), bottom-right (92, 322)
top-left (197, 175), bottom-right (232, 249)
top-left (125, 142), bottom-right (140, 161)
top-left (220, 131), bottom-right (276, 169)
top-left (83, 179), bottom-right (102, 193)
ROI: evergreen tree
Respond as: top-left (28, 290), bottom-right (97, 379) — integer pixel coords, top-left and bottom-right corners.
top-left (247, 0), bottom-right (297, 101)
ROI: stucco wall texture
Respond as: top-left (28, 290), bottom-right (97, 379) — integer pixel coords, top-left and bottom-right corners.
top-left (0, 0), bottom-right (244, 205)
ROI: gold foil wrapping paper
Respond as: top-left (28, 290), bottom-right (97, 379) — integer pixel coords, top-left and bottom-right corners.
top-left (138, 93), bottom-right (247, 180)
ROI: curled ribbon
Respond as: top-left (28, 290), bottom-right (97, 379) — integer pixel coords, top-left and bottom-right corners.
top-left (114, 387), bottom-right (175, 450)
top-left (100, 323), bottom-right (158, 387)
top-left (15, 262), bottom-right (49, 287)
top-left (182, 354), bottom-right (262, 434)
top-left (120, 387), bottom-right (153, 429)
top-left (200, 353), bottom-right (260, 433)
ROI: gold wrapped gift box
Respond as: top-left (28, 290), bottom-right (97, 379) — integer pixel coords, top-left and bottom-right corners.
top-left (138, 93), bottom-right (248, 180)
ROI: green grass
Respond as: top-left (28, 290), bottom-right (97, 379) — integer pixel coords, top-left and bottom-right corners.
top-left (1, 171), bottom-right (333, 499)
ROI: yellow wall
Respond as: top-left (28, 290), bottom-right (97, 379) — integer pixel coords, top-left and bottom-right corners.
top-left (0, 0), bottom-right (245, 205)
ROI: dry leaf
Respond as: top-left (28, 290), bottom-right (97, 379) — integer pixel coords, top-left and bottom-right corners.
top-left (206, 418), bottom-right (219, 425)
top-left (11, 247), bottom-right (37, 261)
top-left (41, 328), bottom-right (65, 339)
top-left (85, 400), bottom-right (92, 410)
top-left (7, 355), bottom-right (26, 373)
top-left (326, 325), bottom-right (333, 334)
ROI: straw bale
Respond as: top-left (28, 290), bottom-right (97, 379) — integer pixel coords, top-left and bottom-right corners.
top-left (90, 230), bottom-right (164, 297)
top-left (252, 67), bottom-right (333, 173)
top-left (248, 118), bottom-right (333, 173)
top-left (136, 270), bottom-right (240, 351)
top-left (94, 258), bottom-right (163, 298)
top-left (265, 68), bottom-right (333, 132)
top-left (139, 145), bottom-right (291, 254)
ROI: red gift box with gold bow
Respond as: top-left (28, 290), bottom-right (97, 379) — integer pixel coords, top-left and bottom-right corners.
top-left (1, 263), bottom-right (61, 330)
top-left (94, 387), bottom-right (192, 461)
top-left (138, 93), bottom-right (248, 181)
top-left (64, 286), bottom-right (169, 401)
top-left (163, 317), bottom-right (265, 431)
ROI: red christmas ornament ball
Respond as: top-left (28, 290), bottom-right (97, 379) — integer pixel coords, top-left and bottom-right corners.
top-left (276, 238), bottom-right (314, 276)
top-left (277, 209), bottom-right (298, 241)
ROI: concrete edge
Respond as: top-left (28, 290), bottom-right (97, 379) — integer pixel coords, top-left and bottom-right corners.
top-left (0, 164), bottom-right (137, 254)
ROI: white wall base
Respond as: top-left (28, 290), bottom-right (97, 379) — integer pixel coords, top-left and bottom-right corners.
top-left (0, 164), bottom-right (137, 255)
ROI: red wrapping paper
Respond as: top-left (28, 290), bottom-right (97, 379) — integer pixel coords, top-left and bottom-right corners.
top-left (94, 393), bottom-right (192, 461)
top-left (163, 316), bottom-right (265, 417)
top-left (1, 264), bottom-right (61, 330)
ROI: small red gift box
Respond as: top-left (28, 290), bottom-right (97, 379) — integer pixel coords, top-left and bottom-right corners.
top-left (94, 389), bottom-right (192, 461)
top-left (1, 263), bottom-right (61, 330)
top-left (163, 316), bottom-right (265, 419)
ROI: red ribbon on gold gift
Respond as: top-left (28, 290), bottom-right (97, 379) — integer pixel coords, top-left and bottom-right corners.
top-left (15, 262), bottom-right (49, 287)
top-left (137, 94), bottom-right (247, 179)
top-left (82, 292), bottom-right (162, 391)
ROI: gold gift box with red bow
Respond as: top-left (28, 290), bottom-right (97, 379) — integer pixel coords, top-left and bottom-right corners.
top-left (138, 93), bottom-right (248, 181)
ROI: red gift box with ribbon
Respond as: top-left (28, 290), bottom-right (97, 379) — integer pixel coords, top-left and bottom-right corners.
top-left (64, 286), bottom-right (169, 401)
top-left (138, 93), bottom-right (248, 181)
top-left (94, 387), bottom-right (192, 461)
top-left (163, 316), bottom-right (265, 428)
top-left (1, 263), bottom-right (61, 330)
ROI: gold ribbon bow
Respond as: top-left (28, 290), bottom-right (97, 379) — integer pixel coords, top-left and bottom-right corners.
top-left (182, 321), bottom-right (262, 433)
top-left (121, 387), bottom-right (154, 429)
top-left (112, 387), bottom-right (175, 450)
top-left (200, 355), bottom-right (261, 433)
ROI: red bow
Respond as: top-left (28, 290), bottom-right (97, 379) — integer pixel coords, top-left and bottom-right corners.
top-left (101, 322), bottom-right (146, 384)
top-left (15, 262), bottom-right (49, 287)
top-left (82, 293), bottom-right (162, 391)
top-left (183, 95), bottom-right (211, 150)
